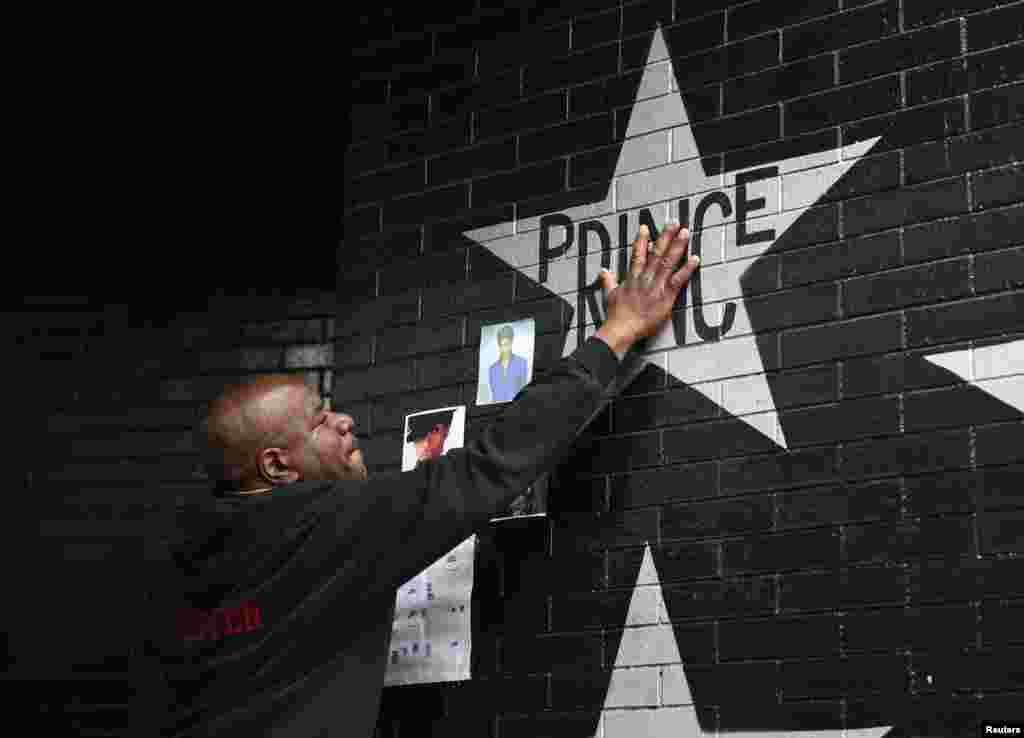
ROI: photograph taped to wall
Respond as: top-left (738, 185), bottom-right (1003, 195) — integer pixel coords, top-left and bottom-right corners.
top-left (401, 405), bottom-right (466, 473)
top-left (476, 318), bottom-right (536, 406)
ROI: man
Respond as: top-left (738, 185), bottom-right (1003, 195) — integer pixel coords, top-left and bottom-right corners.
top-left (404, 409), bottom-right (455, 467)
top-left (487, 324), bottom-right (529, 402)
top-left (131, 223), bottom-right (698, 737)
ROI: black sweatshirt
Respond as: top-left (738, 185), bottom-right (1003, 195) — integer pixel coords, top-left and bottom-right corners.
top-left (131, 335), bottom-right (622, 737)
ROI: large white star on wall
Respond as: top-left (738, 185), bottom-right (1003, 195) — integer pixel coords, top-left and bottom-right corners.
top-left (596, 543), bottom-right (892, 738)
top-left (464, 26), bottom-right (883, 449)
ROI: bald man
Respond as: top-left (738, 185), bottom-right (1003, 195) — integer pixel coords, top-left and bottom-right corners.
top-left (201, 373), bottom-right (369, 492)
top-left (132, 224), bottom-right (698, 737)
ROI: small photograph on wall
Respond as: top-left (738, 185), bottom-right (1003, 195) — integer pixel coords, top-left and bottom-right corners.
top-left (476, 318), bottom-right (536, 406)
top-left (402, 405), bottom-right (467, 473)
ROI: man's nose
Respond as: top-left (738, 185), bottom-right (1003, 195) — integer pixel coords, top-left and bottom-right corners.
top-left (330, 413), bottom-right (354, 435)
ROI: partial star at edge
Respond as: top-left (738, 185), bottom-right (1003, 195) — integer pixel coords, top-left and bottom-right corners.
top-left (924, 338), bottom-right (1024, 413)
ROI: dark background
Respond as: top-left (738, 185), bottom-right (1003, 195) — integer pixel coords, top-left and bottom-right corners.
top-left (13, 8), bottom-right (357, 316)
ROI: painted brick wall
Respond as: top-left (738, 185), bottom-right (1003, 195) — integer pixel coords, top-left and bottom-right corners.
top-left (344, 1), bottom-right (1022, 736)
top-left (11, 291), bottom-right (337, 735)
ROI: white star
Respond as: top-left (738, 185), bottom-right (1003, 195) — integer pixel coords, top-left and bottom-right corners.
top-left (924, 338), bottom-right (1024, 413)
top-left (595, 543), bottom-right (892, 738)
top-left (465, 26), bottom-right (883, 449)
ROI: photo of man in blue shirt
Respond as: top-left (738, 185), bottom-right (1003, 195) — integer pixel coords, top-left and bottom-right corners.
top-left (488, 324), bottom-right (530, 403)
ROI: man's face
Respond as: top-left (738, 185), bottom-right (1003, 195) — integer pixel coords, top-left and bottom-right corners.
top-left (498, 337), bottom-right (513, 356)
top-left (286, 384), bottom-right (369, 482)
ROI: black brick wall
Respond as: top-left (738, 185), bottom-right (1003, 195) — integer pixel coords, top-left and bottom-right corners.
top-left (335, 1), bottom-right (1024, 736)
top-left (11, 292), bottom-right (338, 735)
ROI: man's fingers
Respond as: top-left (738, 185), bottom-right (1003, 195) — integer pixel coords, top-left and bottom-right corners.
top-left (629, 224), bottom-right (649, 279)
top-left (599, 268), bottom-right (618, 296)
top-left (652, 222), bottom-right (681, 258)
top-left (639, 222), bottom-right (685, 285)
top-left (670, 253), bottom-right (701, 289)
top-left (652, 226), bottom-right (690, 283)
top-left (631, 222), bottom-right (686, 284)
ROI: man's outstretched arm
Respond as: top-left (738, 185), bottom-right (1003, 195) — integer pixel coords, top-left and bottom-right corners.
top-left (313, 224), bottom-right (699, 604)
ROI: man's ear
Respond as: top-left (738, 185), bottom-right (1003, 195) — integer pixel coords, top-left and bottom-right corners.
top-left (257, 447), bottom-right (300, 485)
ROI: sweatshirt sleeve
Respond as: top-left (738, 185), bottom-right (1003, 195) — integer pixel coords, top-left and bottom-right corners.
top-left (306, 335), bottom-right (622, 607)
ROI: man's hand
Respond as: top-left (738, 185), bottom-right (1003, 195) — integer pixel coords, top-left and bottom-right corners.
top-left (595, 223), bottom-right (699, 358)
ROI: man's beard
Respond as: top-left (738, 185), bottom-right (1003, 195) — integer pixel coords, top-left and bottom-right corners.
top-left (305, 446), bottom-right (367, 482)
top-left (347, 449), bottom-right (369, 480)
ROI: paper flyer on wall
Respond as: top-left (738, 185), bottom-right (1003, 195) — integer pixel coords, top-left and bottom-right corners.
top-left (386, 405), bottom-right (474, 685)
top-left (383, 534), bottom-right (476, 686)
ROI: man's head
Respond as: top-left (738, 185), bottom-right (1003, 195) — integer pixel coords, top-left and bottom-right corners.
top-left (496, 324), bottom-right (515, 357)
top-left (200, 374), bottom-right (367, 494)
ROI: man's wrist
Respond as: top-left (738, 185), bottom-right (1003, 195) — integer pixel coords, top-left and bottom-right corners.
top-left (595, 323), bottom-right (636, 361)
